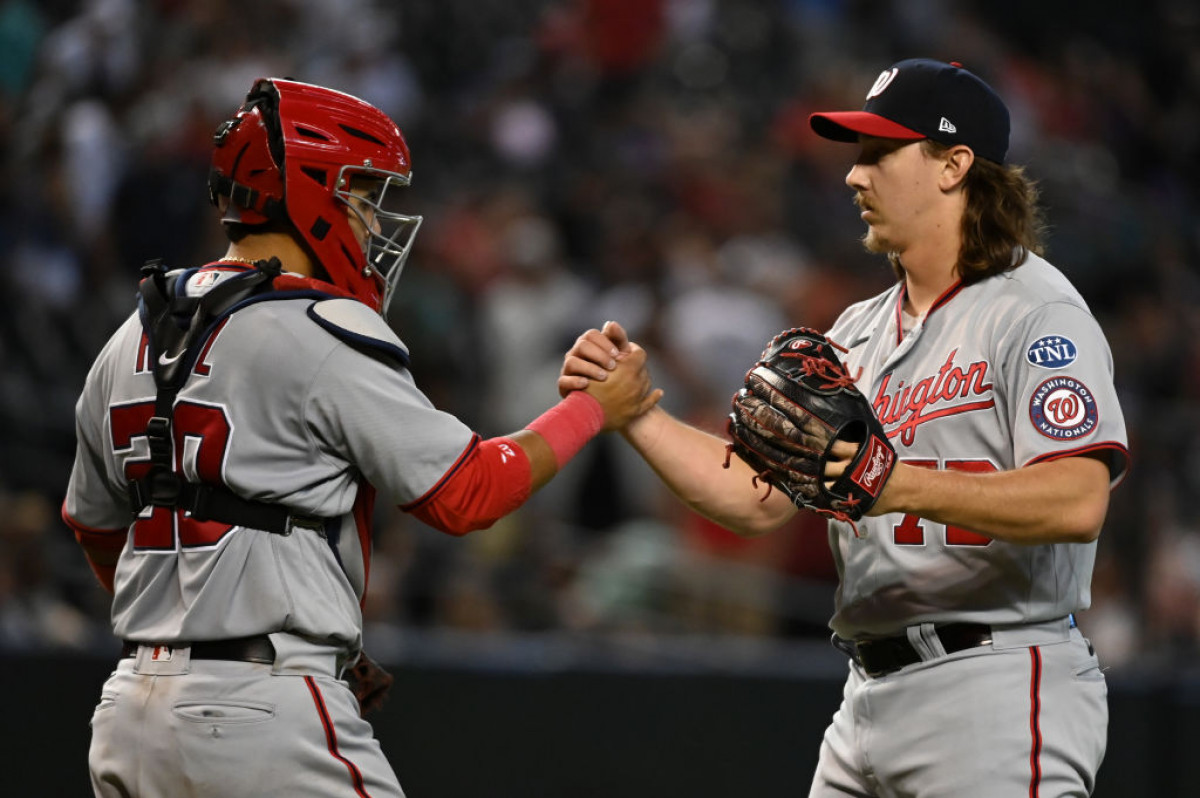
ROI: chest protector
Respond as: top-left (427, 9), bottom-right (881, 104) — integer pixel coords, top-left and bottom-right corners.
top-left (127, 258), bottom-right (325, 535)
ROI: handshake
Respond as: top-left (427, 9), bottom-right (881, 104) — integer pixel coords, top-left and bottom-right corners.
top-left (558, 322), bottom-right (895, 527)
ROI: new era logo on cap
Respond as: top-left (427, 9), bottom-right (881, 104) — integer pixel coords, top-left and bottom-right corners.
top-left (809, 59), bottom-right (1010, 163)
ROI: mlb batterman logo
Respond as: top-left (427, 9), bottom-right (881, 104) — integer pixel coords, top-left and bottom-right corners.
top-left (1029, 376), bottom-right (1098, 440)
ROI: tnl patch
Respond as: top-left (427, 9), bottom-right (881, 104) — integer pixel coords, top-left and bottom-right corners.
top-left (1026, 335), bottom-right (1078, 369)
top-left (1029, 376), bottom-right (1098, 440)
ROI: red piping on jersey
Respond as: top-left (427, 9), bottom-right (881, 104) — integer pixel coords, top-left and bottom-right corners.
top-left (304, 676), bottom-right (372, 798)
top-left (402, 434), bottom-right (481, 511)
top-left (1023, 441), bottom-right (1131, 488)
top-left (1028, 647), bottom-right (1043, 798)
top-left (894, 280), bottom-right (965, 345)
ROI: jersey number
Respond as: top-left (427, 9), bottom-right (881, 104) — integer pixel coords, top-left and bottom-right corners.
top-left (110, 400), bottom-right (235, 550)
top-left (893, 459), bottom-right (995, 547)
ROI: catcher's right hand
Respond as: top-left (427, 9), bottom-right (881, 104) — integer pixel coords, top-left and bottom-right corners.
top-left (344, 650), bottom-right (394, 716)
top-left (726, 327), bottom-right (896, 525)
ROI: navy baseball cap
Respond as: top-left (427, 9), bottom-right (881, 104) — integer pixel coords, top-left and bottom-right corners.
top-left (810, 59), bottom-right (1010, 163)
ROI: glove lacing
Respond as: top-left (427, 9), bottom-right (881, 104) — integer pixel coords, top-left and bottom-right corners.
top-left (722, 441), bottom-right (863, 537)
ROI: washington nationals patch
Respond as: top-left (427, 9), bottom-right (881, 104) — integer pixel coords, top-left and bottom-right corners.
top-left (1029, 376), bottom-right (1098, 440)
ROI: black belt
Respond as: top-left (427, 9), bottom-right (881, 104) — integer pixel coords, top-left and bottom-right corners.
top-left (121, 635), bottom-right (276, 664)
top-left (833, 623), bottom-right (993, 678)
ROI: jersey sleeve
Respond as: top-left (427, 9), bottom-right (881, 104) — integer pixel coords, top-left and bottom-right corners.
top-left (303, 343), bottom-right (478, 508)
top-left (63, 407), bottom-right (132, 530)
top-left (62, 334), bottom-right (136, 590)
top-left (996, 301), bottom-right (1129, 485)
top-left (63, 323), bottom-right (144, 531)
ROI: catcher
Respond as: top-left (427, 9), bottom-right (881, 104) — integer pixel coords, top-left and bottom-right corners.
top-left (561, 59), bottom-right (1128, 798)
top-left (62, 78), bottom-right (659, 798)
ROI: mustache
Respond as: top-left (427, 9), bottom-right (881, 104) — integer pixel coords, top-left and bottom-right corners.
top-left (853, 194), bottom-right (872, 212)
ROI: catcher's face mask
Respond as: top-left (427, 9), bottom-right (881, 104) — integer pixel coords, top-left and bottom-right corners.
top-left (337, 168), bottom-right (423, 316)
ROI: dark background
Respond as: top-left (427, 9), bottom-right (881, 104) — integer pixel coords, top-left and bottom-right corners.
top-left (4, 651), bottom-right (1200, 797)
top-left (1, 0), bottom-right (1198, 795)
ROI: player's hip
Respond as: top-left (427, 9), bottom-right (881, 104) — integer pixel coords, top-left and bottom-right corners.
top-left (831, 615), bottom-right (1085, 679)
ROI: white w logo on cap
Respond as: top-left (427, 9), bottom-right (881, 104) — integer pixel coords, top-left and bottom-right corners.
top-left (866, 68), bottom-right (898, 100)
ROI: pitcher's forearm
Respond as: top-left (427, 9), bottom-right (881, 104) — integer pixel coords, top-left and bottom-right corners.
top-left (875, 455), bottom-right (1111, 544)
top-left (621, 407), bottom-right (796, 537)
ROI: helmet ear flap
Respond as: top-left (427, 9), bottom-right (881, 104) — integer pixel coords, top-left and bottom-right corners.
top-left (242, 79), bottom-right (286, 169)
top-left (209, 79), bottom-right (289, 226)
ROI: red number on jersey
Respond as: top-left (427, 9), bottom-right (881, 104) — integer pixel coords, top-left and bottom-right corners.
top-left (892, 460), bottom-right (936, 544)
top-left (109, 400), bottom-right (235, 550)
top-left (892, 459), bottom-right (995, 547)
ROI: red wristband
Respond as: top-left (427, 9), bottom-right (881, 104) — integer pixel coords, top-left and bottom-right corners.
top-left (525, 391), bottom-right (606, 469)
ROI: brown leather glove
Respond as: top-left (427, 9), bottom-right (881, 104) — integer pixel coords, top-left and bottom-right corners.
top-left (344, 650), bottom-right (394, 716)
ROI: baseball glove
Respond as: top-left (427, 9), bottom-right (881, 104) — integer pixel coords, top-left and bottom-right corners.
top-left (345, 650), bottom-right (394, 716)
top-left (725, 327), bottom-right (896, 527)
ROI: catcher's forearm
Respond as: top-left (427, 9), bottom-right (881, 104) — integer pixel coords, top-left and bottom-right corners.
top-left (875, 455), bottom-right (1110, 544)
top-left (621, 407), bottom-right (796, 537)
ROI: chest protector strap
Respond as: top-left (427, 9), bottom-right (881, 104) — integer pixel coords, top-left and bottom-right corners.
top-left (127, 258), bottom-right (325, 536)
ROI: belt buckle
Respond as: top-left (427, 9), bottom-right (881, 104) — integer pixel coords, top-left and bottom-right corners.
top-left (853, 639), bottom-right (887, 677)
top-left (285, 515), bottom-right (326, 537)
top-left (832, 634), bottom-right (908, 678)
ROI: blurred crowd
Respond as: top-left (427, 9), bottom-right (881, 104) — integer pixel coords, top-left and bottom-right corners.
top-left (1, 0), bottom-right (1198, 674)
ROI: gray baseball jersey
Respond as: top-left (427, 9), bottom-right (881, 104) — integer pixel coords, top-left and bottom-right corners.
top-left (64, 266), bottom-right (476, 648)
top-left (823, 253), bottom-right (1129, 640)
top-left (807, 253), bottom-right (1124, 798)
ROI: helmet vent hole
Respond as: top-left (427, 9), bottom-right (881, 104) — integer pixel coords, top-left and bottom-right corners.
top-left (310, 217), bottom-right (332, 240)
top-left (338, 241), bottom-right (360, 268)
top-left (300, 166), bottom-right (328, 186)
top-left (340, 124), bottom-right (386, 147)
top-left (294, 126), bottom-right (331, 141)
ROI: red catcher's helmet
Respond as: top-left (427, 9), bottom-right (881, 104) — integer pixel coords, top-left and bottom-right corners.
top-left (208, 78), bottom-right (422, 314)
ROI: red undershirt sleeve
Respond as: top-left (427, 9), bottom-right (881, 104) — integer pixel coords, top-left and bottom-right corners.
top-left (402, 393), bottom-right (608, 536)
top-left (61, 504), bottom-right (127, 593)
top-left (403, 436), bottom-right (532, 535)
